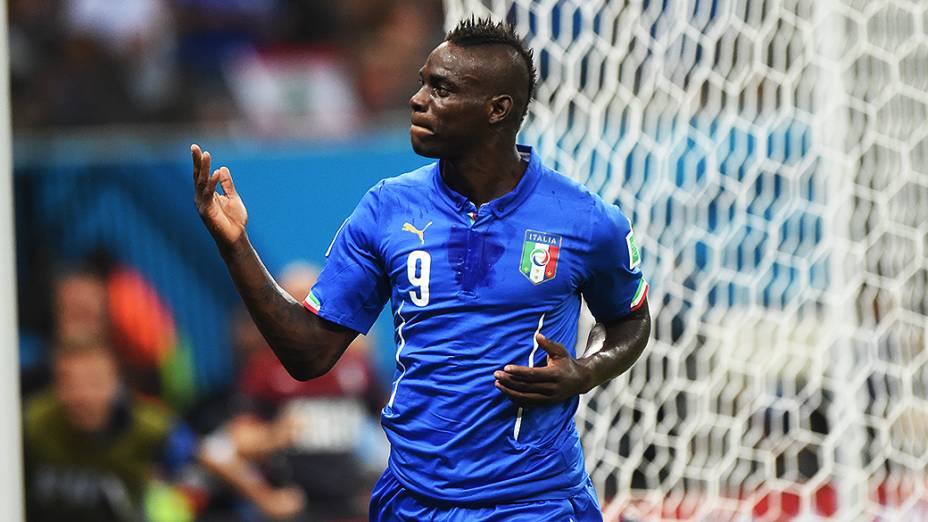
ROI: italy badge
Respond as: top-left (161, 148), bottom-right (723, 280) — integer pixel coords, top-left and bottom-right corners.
top-left (520, 230), bottom-right (562, 284)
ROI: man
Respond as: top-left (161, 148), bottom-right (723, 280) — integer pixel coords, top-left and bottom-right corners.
top-left (23, 337), bottom-right (196, 521)
top-left (21, 266), bottom-right (110, 396)
top-left (193, 17), bottom-right (650, 521)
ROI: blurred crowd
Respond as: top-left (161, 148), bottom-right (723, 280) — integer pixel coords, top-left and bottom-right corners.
top-left (12, 1), bottom-right (447, 518)
top-left (21, 255), bottom-right (389, 521)
top-left (9, 0), bottom-right (444, 135)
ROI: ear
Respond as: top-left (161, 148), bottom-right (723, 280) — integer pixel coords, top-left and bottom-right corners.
top-left (487, 94), bottom-right (514, 125)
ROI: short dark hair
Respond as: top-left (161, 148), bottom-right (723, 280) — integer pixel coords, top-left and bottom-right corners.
top-left (445, 17), bottom-right (537, 123)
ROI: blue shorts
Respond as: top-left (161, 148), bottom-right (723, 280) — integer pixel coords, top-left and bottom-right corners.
top-left (369, 467), bottom-right (603, 521)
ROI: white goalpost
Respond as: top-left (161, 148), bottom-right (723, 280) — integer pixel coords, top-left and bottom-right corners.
top-left (444, 1), bottom-right (927, 520)
top-left (0, 0), bottom-right (25, 519)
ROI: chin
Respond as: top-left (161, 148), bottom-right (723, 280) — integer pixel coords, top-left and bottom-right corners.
top-left (410, 136), bottom-right (443, 158)
top-left (69, 416), bottom-right (107, 433)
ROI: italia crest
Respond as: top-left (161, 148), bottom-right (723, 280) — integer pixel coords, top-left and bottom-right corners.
top-left (519, 230), bottom-right (562, 284)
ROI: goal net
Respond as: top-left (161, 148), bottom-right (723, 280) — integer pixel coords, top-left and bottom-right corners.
top-left (444, 1), bottom-right (928, 520)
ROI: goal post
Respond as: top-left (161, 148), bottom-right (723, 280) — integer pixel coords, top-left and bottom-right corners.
top-left (444, 1), bottom-right (928, 519)
top-left (0, 0), bottom-right (25, 519)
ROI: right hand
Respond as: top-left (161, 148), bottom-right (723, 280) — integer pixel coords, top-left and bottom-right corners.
top-left (257, 486), bottom-right (305, 520)
top-left (192, 144), bottom-right (248, 246)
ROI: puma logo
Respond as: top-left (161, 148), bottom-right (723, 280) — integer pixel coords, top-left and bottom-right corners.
top-left (402, 221), bottom-right (432, 244)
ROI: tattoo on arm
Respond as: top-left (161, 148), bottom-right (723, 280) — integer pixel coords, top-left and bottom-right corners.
top-left (220, 235), bottom-right (355, 380)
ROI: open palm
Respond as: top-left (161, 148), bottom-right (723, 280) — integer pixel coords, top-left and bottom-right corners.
top-left (192, 144), bottom-right (248, 245)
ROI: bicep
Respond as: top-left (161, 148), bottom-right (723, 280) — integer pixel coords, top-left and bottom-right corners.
top-left (307, 308), bottom-right (361, 357)
top-left (581, 205), bottom-right (648, 323)
top-left (601, 298), bottom-right (650, 342)
top-left (282, 303), bottom-right (360, 377)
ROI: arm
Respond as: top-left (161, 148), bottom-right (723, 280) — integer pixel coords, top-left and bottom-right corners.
top-left (575, 299), bottom-right (651, 391)
top-left (494, 299), bottom-right (650, 406)
top-left (192, 144), bottom-right (357, 380)
top-left (197, 426), bottom-right (304, 520)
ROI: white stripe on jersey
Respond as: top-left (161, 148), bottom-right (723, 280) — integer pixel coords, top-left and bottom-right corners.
top-left (387, 301), bottom-right (407, 408)
top-left (513, 313), bottom-right (545, 441)
top-left (325, 218), bottom-right (349, 258)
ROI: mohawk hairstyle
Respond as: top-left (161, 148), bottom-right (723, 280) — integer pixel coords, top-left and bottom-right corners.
top-left (445, 17), bottom-right (538, 122)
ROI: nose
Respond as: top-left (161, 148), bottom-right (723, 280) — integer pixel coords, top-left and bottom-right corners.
top-left (409, 85), bottom-right (428, 112)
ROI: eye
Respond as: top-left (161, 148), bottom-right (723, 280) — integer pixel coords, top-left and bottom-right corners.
top-left (434, 85), bottom-right (449, 97)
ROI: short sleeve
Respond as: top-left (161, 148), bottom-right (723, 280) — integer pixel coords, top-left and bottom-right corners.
top-left (580, 202), bottom-right (649, 323)
top-left (303, 182), bottom-right (391, 334)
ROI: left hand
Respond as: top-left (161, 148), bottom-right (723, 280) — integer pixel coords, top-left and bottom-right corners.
top-left (494, 334), bottom-right (592, 407)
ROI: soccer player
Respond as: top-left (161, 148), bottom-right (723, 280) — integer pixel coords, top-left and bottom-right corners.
top-left (192, 17), bottom-right (650, 521)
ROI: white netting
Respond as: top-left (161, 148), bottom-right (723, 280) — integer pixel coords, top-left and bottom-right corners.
top-left (444, 1), bottom-right (928, 520)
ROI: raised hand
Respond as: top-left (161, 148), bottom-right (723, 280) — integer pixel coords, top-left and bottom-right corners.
top-left (192, 144), bottom-right (248, 247)
top-left (494, 333), bottom-right (593, 407)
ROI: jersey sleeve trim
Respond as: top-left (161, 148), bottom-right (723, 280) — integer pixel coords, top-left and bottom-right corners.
top-left (630, 279), bottom-right (649, 311)
top-left (302, 298), bottom-right (319, 315)
top-left (301, 299), bottom-right (372, 335)
top-left (303, 290), bottom-right (321, 314)
top-left (306, 266), bottom-right (384, 334)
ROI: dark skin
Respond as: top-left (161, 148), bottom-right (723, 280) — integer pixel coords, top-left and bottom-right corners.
top-left (410, 42), bottom-right (529, 204)
top-left (193, 41), bottom-right (651, 404)
top-left (191, 148), bottom-right (357, 381)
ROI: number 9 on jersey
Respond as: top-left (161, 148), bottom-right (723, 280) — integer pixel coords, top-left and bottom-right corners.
top-left (407, 250), bottom-right (430, 306)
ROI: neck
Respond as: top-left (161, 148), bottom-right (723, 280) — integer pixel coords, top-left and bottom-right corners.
top-left (441, 137), bottom-right (527, 207)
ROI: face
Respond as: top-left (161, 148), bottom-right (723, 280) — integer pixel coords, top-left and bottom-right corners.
top-left (409, 42), bottom-right (493, 158)
top-left (53, 349), bottom-right (120, 433)
top-left (54, 274), bottom-right (108, 342)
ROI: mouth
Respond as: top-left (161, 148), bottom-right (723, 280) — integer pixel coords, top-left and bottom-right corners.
top-left (410, 115), bottom-right (433, 131)
top-left (410, 122), bottom-right (434, 137)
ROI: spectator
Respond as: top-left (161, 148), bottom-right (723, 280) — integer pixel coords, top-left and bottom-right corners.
top-left (23, 336), bottom-right (198, 521)
top-left (8, 0), bottom-right (61, 128)
top-left (352, 0), bottom-right (443, 116)
top-left (29, 260), bottom-right (188, 402)
top-left (21, 266), bottom-right (111, 397)
top-left (52, 266), bottom-right (110, 346)
top-left (10, 0), bottom-right (445, 131)
top-left (196, 261), bottom-right (387, 521)
top-left (63, 0), bottom-right (179, 120)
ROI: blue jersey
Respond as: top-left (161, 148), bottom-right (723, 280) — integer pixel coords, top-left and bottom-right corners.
top-left (305, 146), bottom-right (648, 505)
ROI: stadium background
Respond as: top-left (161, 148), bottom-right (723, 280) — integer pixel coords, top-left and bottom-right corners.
top-left (11, 0), bottom-right (928, 520)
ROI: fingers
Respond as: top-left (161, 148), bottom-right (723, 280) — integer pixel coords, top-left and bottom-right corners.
top-left (495, 371), bottom-right (557, 394)
top-left (194, 145), bottom-right (211, 184)
top-left (208, 169), bottom-right (221, 197)
top-left (191, 144), bottom-right (201, 187)
top-left (191, 143), bottom-right (239, 208)
top-left (192, 144), bottom-right (213, 202)
top-left (495, 380), bottom-right (557, 407)
top-left (218, 166), bottom-right (236, 196)
top-left (191, 143), bottom-right (200, 173)
top-left (495, 366), bottom-right (561, 407)
top-left (536, 333), bottom-right (570, 358)
top-left (498, 365), bottom-right (557, 383)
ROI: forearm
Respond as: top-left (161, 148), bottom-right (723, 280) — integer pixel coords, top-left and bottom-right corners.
top-left (577, 301), bottom-right (651, 392)
top-left (191, 144), bottom-right (352, 379)
top-left (198, 436), bottom-right (269, 499)
top-left (198, 443), bottom-right (296, 517)
top-left (217, 234), bottom-right (346, 380)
